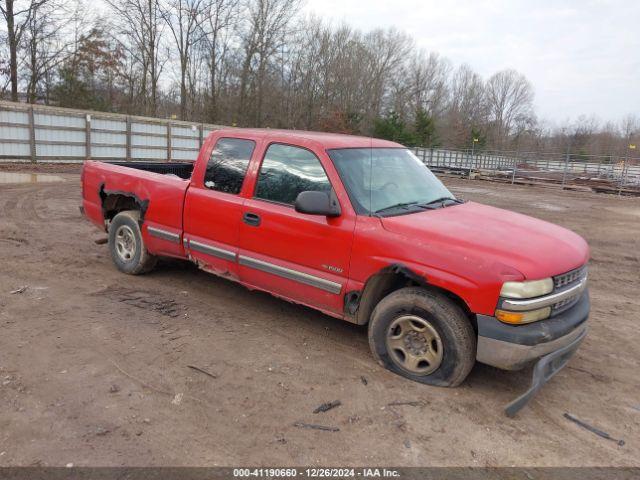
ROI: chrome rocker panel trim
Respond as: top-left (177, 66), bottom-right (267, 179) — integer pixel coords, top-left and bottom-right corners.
top-left (238, 255), bottom-right (342, 295)
top-left (189, 239), bottom-right (237, 262)
top-left (147, 226), bottom-right (180, 244)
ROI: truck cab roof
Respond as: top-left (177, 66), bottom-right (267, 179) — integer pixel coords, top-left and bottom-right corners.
top-left (213, 128), bottom-right (404, 150)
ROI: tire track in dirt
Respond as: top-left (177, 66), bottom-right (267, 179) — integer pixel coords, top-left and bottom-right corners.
top-left (1, 170), bottom-right (639, 467)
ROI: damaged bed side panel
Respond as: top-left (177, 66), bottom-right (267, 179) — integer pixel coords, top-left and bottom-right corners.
top-left (81, 160), bottom-right (189, 258)
top-left (99, 184), bottom-right (150, 223)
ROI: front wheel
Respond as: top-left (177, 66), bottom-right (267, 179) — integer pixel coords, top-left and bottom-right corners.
top-left (368, 287), bottom-right (476, 387)
top-left (108, 210), bottom-right (157, 275)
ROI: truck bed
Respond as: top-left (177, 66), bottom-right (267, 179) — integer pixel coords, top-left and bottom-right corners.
top-left (81, 160), bottom-right (191, 249)
top-left (106, 161), bottom-right (194, 180)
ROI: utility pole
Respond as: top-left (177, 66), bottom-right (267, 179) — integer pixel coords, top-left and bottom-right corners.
top-left (562, 131), bottom-right (574, 188)
top-left (511, 147), bottom-right (520, 185)
top-left (468, 137), bottom-right (479, 179)
top-left (618, 143), bottom-right (636, 196)
top-left (561, 150), bottom-right (570, 188)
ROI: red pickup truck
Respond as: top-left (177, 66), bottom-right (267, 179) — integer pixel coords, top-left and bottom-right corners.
top-left (81, 128), bottom-right (590, 415)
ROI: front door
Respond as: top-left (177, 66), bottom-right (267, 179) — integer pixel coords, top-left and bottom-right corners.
top-left (238, 143), bottom-right (356, 315)
top-left (183, 136), bottom-right (256, 279)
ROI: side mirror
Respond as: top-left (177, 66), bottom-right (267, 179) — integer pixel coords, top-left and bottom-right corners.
top-left (294, 191), bottom-right (341, 217)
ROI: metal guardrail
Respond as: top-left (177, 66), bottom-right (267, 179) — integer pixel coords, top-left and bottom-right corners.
top-left (414, 147), bottom-right (640, 191)
top-left (0, 100), bottom-right (223, 163)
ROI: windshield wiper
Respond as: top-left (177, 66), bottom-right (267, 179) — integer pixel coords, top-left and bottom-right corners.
top-left (373, 201), bottom-right (440, 216)
top-left (374, 201), bottom-right (422, 215)
top-left (374, 197), bottom-right (463, 216)
top-left (420, 196), bottom-right (464, 208)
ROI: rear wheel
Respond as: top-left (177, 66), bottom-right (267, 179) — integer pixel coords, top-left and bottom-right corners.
top-left (108, 210), bottom-right (157, 275)
top-left (368, 287), bottom-right (476, 387)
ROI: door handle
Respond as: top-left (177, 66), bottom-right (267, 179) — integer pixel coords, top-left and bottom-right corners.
top-left (243, 212), bottom-right (261, 227)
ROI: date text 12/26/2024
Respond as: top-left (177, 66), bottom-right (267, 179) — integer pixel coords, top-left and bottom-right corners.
top-left (233, 468), bottom-right (400, 478)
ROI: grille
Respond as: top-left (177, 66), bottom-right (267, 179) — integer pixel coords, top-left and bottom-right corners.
top-left (552, 296), bottom-right (578, 312)
top-left (553, 265), bottom-right (587, 290)
top-left (551, 265), bottom-right (588, 314)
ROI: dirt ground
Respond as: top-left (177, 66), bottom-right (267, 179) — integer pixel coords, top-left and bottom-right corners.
top-left (0, 164), bottom-right (638, 467)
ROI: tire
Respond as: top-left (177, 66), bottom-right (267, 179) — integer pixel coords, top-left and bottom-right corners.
top-left (368, 286), bottom-right (476, 387)
top-left (108, 210), bottom-right (157, 275)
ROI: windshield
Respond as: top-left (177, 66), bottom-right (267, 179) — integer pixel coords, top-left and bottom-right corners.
top-left (328, 148), bottom-right (455, 216)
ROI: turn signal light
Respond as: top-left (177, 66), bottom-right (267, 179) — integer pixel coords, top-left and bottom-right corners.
top-left (495, 307), bottom-right (551, 324)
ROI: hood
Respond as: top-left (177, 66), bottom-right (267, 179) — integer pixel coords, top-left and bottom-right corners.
top-left (381, 201), bottom-right (589, 280)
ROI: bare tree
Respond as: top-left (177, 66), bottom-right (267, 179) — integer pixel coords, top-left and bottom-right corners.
top-left (284, 18), bottom-right (333, 128)
top-left (444, 64), bottom-right (485, 145)
top-left (105, 0), bottom-right (164, 115)
top-left (485, 69), bottom-right (535, 148)
top-left (620, 114), bottom-right (639, 142)
top-left (0, 28), bottom-right (11, 95)
top-left (1, 0), bottom-right (52, 101)
top-left (161, 0), bottom-right (208, 119)
top-left (361, 28), bottom-right (412, 122)
top-left (22, 0), bottom-right (73, 103)
top-left (196, 0), bottom-right (239, 122)
top-left (238, 0), bottom-right (301, 126)
top-left (405, 51), bottom-right (451, 118)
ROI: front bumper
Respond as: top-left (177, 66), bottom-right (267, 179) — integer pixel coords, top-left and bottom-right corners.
top-left (475, 290), bottom-right (589, 416)
top-left (476, 290), bottom-right (589, 370)
top-left (504, 327), bottom-right (586, 417)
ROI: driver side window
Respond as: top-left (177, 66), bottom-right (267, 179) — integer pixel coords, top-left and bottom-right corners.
top-left (255, 143), bottom-right (331, 205)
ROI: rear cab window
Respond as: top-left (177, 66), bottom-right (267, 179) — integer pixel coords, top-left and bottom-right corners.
top-left (204, 137), bottom-right (256, 194)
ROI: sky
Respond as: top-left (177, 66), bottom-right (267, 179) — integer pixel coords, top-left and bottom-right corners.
top-left (304, 0), bottom-right (640, 125)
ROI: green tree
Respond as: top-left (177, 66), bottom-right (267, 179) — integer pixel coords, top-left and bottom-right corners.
top-left (53, 66), bottom-right (101, 110)
top-left (373, 111), bottom-right (416, 145)
top-left (52, 27), bottom-right (123, 110)
top-left (413, 108), bottom-right (438, 147)
top-left (469, 127), bottom-right (487, 150)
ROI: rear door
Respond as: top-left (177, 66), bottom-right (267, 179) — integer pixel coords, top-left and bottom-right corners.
top-left (183, 136), bottom-right (257, 279)
top-left (238, 142), bottom-right (356, 315)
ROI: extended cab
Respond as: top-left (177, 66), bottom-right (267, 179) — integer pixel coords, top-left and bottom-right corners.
top-left (81, 129), bottom-right (590, 415)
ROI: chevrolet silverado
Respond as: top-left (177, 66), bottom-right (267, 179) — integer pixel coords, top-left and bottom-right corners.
top-left (81, 129), bottom-right (590, 415)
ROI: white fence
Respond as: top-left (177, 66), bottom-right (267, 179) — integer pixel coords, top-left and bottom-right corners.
top-left (1, 100), bottom-right (638, 190)
top-left (0, 101), bottom-right (222, 163)
top-left (415, 147), bottom-right (640, 188)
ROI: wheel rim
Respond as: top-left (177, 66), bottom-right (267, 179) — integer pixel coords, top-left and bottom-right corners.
top-left (114, 225), bottom-right (137, 262)
top-left (385, 315), bottom-right (443, 375)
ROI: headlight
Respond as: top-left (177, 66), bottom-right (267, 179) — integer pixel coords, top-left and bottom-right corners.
top-left (500, 278), bottom-right (553, 299)
top-left (495, 307), bottom-right (551, 324)
top-left (497, 277), bottom-right (555, 324)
